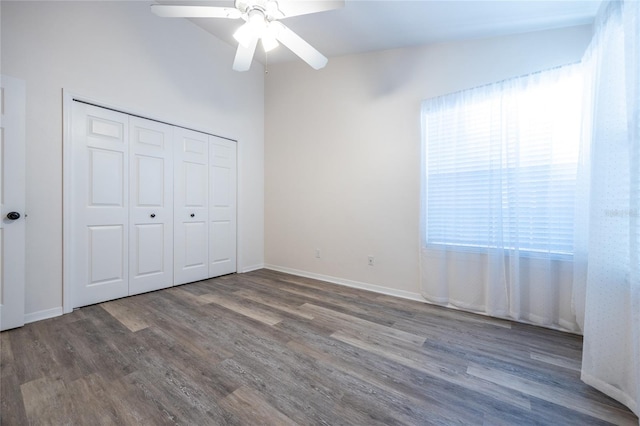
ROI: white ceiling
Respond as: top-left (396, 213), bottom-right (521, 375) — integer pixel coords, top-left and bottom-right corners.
top-left (168, 0), bottom-right (602, 65)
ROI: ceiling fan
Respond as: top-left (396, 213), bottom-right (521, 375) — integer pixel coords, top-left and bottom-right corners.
top-left (151, 0), bottom-right (344, 72)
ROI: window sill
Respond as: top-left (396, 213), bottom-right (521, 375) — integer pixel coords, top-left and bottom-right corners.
top-left (424, 242), bottom-right (573, 261)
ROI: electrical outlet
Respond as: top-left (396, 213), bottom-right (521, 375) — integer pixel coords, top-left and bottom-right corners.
top-left (315, 248), bottom-right (321, 259)
top-left (368, 256), bottom-right (374, 266)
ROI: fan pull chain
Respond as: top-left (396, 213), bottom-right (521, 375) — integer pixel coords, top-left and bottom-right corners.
top-left (265, 50), bottom-right (269, 74)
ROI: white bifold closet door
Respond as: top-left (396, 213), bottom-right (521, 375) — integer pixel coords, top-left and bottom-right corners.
top-left (209, 137), bottom-right (237, 277)
top-left (174, 128), bottom-right (210, 286)
top-left (173, 131), bottom-right (237, 284)
top-left (70, 102), bottom-right (130, 307)
top-left (69, 101), bottom-right (237, 308)
top-left (129, 117), bottom-right (174, 295)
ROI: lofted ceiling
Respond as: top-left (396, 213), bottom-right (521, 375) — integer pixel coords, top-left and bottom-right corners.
top-left (161, 0), bottom-right (602, 65)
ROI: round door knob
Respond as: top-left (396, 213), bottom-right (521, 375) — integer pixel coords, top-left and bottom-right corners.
top-left (190, 213), bottom-right (195, 218)
top-left (150, 213), bottom-right (156, 218)
top-left (6, 212), bottom-right (20, 220)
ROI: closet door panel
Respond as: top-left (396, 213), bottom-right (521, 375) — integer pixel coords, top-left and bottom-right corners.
top-left (174, 128), bottom-right (209, 285)
top-left (209, 137), bottom-right (237, 277)
top-left (71, 103), bottom-right (129, 308)
top-left (129, 117), bottom-right (174, 295)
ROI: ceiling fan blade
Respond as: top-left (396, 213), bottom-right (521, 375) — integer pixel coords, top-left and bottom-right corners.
top-left (233, 34), bottom-right (259, 72)
top-left (276, 0), bottom-right (344, 18)
top-left (151, 5), bottom-right (241, 19)
top-left (274, 23), bottom-right (328, 70)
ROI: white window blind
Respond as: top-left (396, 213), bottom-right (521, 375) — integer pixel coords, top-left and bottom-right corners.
top-left (422, 64), bottom-right (583, 256)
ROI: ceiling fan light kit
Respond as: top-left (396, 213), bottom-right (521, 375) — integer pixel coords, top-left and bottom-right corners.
top-left (261, 32), bottom-right (280, 52)
top-left (151, 0), bottom-right (344, 72)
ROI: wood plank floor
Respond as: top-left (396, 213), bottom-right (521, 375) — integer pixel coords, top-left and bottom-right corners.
top-left (1, 269), bottom-right (638, 425)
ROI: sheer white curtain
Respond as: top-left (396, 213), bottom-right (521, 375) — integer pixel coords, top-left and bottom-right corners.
top-left (420, 64), bottom-right (584, 331)
top-left (574, 0), bottom-right (640, 418)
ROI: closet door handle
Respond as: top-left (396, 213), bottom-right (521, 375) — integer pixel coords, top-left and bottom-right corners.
top-left (150, 213), bottom-right (156, 218)
top-left (190, 213), bottom-right (195, 218)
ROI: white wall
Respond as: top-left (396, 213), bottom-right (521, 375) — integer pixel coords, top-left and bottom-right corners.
top-left (265, 25), bottom-right (592, 299)
top-left (1, 1), bottom-right (265, 318)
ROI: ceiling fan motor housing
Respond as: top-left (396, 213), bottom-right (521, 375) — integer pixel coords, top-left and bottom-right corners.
top-left (235, 0), bottom-right (283, 21)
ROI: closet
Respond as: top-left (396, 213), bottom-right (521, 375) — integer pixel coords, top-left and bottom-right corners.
top-left (68, 101), bottom-right (236, 308)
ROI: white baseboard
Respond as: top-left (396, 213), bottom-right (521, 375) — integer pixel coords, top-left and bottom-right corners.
top-left (240, 263), bottom-right (265, 273)
top-left (24, 307), bottom-right (63, 324)
top-left (261, 265), bottom-right (582, 335)
top-left (263, 264), bottom-right (425, 303)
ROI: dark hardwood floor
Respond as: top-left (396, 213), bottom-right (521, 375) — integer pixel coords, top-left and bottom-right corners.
top-left (1, 269), bottom-right (637, 425)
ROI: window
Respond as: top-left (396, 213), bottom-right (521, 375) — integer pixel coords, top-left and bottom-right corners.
top-left (422, 64), bottom-right (583, 256)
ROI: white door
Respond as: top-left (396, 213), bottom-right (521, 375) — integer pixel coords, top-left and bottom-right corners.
top-left (209, 137), bottom-right (237, 277)
top-left (129, 117), bottom-right (174, 295)
top-left (70, 102), bottom-right (129, 308)
top-left (0, 75), bottom-right (26, 331)
top-left (174, 127), bottom-right (209, 285)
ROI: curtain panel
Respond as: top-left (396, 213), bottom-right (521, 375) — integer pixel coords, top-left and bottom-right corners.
top-left (420, 64), bottom-right (584, 332)
top-left (574, 0), bottom-right (640, 418)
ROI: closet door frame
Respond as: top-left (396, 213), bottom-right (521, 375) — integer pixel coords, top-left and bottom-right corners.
top-left (63, 91), bottom-right (238, 313)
